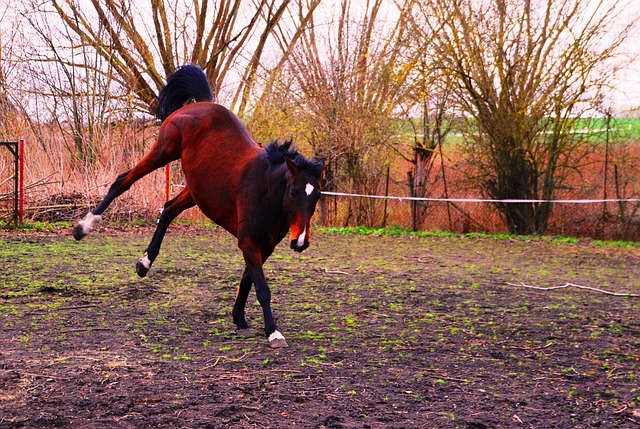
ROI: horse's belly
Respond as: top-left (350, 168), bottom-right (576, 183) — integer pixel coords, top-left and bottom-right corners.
top-left (180, 136), bottom-right (259, 238)
top-left (190, 184), bottom-right (238, 233)
top-left (180, 158), bottom-right (241, 236)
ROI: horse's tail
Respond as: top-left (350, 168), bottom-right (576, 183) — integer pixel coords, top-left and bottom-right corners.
top-left (157, 64), bottom-right (214, 122)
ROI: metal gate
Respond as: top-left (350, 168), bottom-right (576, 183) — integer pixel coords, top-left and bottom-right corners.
top-left (0, 139), bottom-right (24, 224)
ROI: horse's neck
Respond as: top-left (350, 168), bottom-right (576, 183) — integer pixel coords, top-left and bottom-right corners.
top-left (266, 163), bottom-right (288, 203)
top-left (245, 157), bottom-right (287, 206)
top-left (265, 163), bottom-right (290, 213)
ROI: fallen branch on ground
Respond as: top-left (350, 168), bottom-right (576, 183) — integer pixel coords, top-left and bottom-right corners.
top-left (323, 268), bottom-right (349, 275)
top-left (10, 371), bottom-right (73, 381)
top-left (61, 327), bottom-right (113, 333)
top-left (201, 351), bottom-right (250, 370)
top-left (507, 282), bottom-right (639, 297)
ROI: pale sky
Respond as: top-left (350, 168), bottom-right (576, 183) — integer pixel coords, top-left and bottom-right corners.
top-left (1, 0), bottom-right (639, 114)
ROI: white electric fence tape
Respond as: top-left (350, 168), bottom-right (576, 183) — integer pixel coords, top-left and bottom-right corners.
top-left (321, 191), bottom-right (640, 204)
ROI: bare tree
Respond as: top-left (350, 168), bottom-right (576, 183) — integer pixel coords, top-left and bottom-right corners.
top-left (18, 3), bottom-right (125, 166)
top-left (398, 47), bottom-right (457, 230)
top-left (0, 26), bottom-right (7, 120)
top-left (12, 0), bottom-right (321, 172)
top-left (413, 0), bottom-right (637, 234)
top-left (0, 5), bottom-right (25, 136)
top-left (266, 0), bottom-right (415, 226)
top-left (21, 0), bottom-right (319, 117)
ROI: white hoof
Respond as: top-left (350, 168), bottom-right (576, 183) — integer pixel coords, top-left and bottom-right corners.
top-left (268, 330), bottom-right (289, 348)
top-left (73, 212), bottom-right (102, 240)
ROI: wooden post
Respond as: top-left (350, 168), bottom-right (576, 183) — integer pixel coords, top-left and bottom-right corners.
top-left (165, 163), bottom-right (171, 202)
top-left (382, 166), bottom-right (390, 228)
top-left (18, 139), bottom-right (24, 224)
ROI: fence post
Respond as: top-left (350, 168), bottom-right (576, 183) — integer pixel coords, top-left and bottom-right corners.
top-left (407, 171), bottom-right (416, 231)
top-left (18, 139), bottom-right (24, 224)
top-left (382, 166), bottom-right (390, 228)
top-left (600, 113), bottom-right (611, 239)
top-left (165, 163), bottom-right (171, 202)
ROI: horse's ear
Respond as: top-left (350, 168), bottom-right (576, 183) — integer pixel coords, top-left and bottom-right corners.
top-left (316, 157), bottom-right (326, 172)
top-left (285, 155), bottom-right (300, 174)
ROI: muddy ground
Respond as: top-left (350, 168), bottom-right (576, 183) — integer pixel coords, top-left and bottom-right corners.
top-left (1, 225), bottom-right (639, 428)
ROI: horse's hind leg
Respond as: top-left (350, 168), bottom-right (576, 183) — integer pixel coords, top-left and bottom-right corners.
top-left (136, 187), bottom-right (195, 277)
top-left (73, 130), bottom-right (182, 240)
top-left (232, 268), bottom-right (254, 334)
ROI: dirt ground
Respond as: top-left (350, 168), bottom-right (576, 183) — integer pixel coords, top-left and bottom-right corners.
top-left (1, 225), bottom-right (639, 428)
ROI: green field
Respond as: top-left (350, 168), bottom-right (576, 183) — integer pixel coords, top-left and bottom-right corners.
top-left (399, 116), bottom-right (640, 144)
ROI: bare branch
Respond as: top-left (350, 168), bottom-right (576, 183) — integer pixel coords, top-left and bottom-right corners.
top-left (507, 282), bottom-right (640, 297)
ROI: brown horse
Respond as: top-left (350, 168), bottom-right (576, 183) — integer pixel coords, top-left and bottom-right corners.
top-left (73, 65), bottom-right (325, 348)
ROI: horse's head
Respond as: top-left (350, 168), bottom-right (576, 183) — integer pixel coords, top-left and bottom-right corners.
top-left (284, 155), bottom-right (325, 252)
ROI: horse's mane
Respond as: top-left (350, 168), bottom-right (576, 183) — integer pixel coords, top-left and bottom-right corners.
top-left (157, 64), bottom-right (214, 122)
top-left (265, 140), bottom-right (323, 179)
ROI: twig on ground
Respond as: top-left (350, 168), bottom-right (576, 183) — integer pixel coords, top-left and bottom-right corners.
top-left (25, 304), bottom-right (99, 315)
top-left (61, 327), bottom-right (112, 333)
top-left (201, 351), bottom-right (250, 370)
top-left (507, 282), bottom-right (639, 298)
top-left (323, 268), bottom-right (349, 275)
top-left (10, 371), bottom-right (73, 381)
top-left (57, 304), bottom-right (99, 311)
top-left (626, 417), bottom-right (639, 426)
top-left (504, 341), bottom-right (555, 351)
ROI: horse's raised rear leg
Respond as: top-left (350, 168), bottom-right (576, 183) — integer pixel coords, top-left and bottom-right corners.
top-left (136, 187), bottom-right (196, 277)
top-left (73, 129), bottom-right (182, 240)
top-left (73, 169), bottom-right (124, 239)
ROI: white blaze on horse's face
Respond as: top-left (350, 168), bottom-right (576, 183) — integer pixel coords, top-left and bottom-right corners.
top-left (295, 183), bottom-right (314, 247)
top-left (305, 183), bottom-right (314, 196)
top-left (297, 228), bottom-right (307, 248)
top-left (288, 180), bottom-right (321, 253)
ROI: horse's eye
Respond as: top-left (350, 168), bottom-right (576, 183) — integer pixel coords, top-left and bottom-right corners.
top-left (290, 188), bottom-right (300, 197)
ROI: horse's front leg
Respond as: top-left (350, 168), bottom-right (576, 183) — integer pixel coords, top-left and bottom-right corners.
top-left (238, 239), bottom-right (288, 348)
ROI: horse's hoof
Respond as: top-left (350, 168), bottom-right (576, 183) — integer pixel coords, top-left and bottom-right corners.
top-left (136, 254), bottom-right (151, 278)
top-left (73, 213), bottom-right (101, 240)
top-left (236, 328), bottom-right (255, 338)
top-left (136, 260), bottom-right (149, 278)
top-left (72, 224), bottom-right (86, 241)
top-left (268, 338), bottom-right (289, 349)
top-left (268, 330), bottom-right (289, 348)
